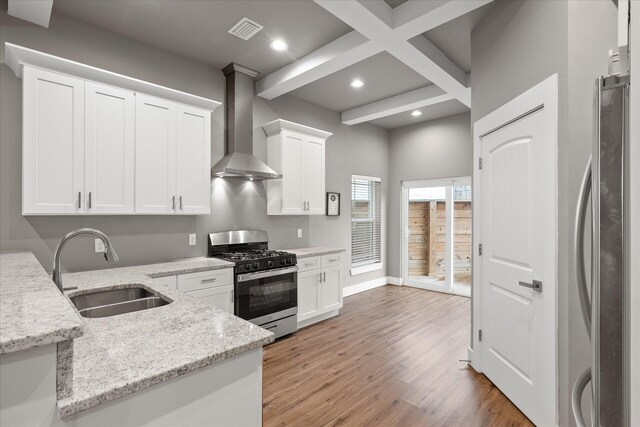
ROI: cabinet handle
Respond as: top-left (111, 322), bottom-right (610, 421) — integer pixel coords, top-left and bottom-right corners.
top-left (172, 195), bottom-right (176, 210)
top-left (201, 278), bottom-right (217, 284)
top-left (319, 272), bottom-right (323, 283)
top-left (323, 272), bottom-right (326, 282)
top-left (230, 291), bottom-right (234, 303)
top-left (328, 258), bottom-right (338, 263)
top-left (179, 195), bottom-right (183, 210)
top-left (88, 192), bottom-right (92, 209)
top-left (78, 192), bottom-right (82, 209)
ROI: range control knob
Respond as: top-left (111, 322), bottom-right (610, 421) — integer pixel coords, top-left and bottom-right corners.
top-left (267, 260), bottom-right (273, 268)
top-left (253, 262), bottom-right (259, 270)
top-left (281, 259), bottom-right (286, 265)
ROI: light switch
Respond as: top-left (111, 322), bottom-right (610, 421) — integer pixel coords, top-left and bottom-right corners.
top-left (189, 234), bottom-right (197, 246)
top-left (297, 229), bottom-right (302, 238)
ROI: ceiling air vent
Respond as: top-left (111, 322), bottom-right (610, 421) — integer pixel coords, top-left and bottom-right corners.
top-left (228, 17), bottom-right (263, 40)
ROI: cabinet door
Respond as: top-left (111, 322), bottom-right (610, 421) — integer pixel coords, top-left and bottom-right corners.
top-left (176, 105), bottom-right (211, 214)
top-left (186, 285), bottom-right (234, 314)
top-left (322, 266), bottom-right (343, 312)
top-left (22, 67), bottom-right (85, 214)
top-left (85, 82), bottom-right (135, 214)
top-left (297, 269), bottom-right (322, 321)
top-left (135, 94), bottom-right (177, 214)
top-left (281, 132), bottom-right (304, 214)
top-left (301, 136), bottom-right (325, 215)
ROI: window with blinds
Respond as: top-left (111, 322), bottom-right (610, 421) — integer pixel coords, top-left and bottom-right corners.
top-left (351, 176), bottom-right (381, 267)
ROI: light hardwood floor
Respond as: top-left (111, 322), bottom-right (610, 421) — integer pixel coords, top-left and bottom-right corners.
top-left (263, 285), bottom-right (534, 427)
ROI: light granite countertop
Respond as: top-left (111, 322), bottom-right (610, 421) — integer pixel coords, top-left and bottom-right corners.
top-left (0, 252), bottom-right (83, 355)
top-left (284, 247), bottom-right (345, 259)
top-left (55, 257), bottom-right (274, 418)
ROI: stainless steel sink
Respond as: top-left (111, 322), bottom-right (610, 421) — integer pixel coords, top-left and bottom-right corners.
top-left (70, 286), bottom-right (171, 318)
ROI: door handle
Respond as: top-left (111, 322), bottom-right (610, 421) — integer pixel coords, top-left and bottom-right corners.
top-left (518, 280), bottom-right (542, 291)
top-left (574, 157), bottom-right (592, 335)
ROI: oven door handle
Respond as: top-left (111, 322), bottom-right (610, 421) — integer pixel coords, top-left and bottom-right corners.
top-left (237, 266), bottom-right (299, 282)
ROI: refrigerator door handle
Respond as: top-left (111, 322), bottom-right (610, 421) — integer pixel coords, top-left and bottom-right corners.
top-left (572, 367), bottom-right (592, 427)
top-left (574, 157), bottom-right (593, 336)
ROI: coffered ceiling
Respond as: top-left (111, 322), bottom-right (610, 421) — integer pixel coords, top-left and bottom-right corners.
top-left (49, 0), bottom-right (494, 129)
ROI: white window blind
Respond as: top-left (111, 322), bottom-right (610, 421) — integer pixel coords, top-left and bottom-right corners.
top-left (351, 176), bottom-right (381, 267)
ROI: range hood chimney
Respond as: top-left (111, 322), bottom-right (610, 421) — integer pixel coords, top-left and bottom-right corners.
top-left (211, 63), bottom-right (281, 180)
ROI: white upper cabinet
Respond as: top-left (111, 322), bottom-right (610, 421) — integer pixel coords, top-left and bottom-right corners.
top-left (135, 95), bottom-right (177, 214)
top-left (22, 67), bottom-right (85, 215)
top-left (11, 44), bottom-right (220, 216)
top-left (136, 97), bottom-right (211, 215)
top-left (176, 105), bottom-right (211, 214)
top-left (262, 120), bottom-right (331, 216)
top-left (85, 82), bottom-right (135, 214)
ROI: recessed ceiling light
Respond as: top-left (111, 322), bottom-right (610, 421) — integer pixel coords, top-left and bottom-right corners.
top-left (270, 39), bottom-right (288, 51)
top-left (350, 79), bottom-right (364, 88)
top-left (411, 110), bottom-right (422, 117)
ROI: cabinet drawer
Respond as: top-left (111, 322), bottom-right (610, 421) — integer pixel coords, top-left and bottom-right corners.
top-left (297, 256), bottom-right (321, 272)
top-left (178, 269), bottom-right (233, 292)
top-left (321, 254), bottom-right (342, 268)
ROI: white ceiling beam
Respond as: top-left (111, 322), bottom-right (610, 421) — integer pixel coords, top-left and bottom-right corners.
top-left (256, 31), bottom-right (382, 99)
top-left (7, 0), bottom-right (53, 28)
top-left (257, 0), bottom-right (488, 101)
top-left (342, 84), bottom-right (455, 125)
top-left (393, 0), bottom-right (494, 40)
top-left (314, 0), bottom-right (472, 107)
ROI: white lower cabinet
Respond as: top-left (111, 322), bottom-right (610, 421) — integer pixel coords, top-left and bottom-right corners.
top-left (297, 270), bottom-right (322, 321)
top-left (186, 285), bottom-right (234, 314)
top-left (156, 269), bottom-right (234, 314)
top-left (297, 254), bottom-right (343, 327)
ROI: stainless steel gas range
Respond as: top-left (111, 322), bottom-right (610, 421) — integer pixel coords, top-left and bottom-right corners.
top-left (208, 230), bottom-right (297, 339)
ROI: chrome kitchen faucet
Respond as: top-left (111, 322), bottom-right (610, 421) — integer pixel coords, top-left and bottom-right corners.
top-left (52, 228), bottom-right (119, 292)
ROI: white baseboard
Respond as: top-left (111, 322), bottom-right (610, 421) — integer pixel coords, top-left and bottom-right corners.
top-left (387, 276), bottom-right (403, 286)
top-left (343, 276), bottom-right (403, 297)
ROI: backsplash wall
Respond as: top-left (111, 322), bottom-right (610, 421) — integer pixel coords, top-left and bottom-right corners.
top-left (0, 7), bottom-right (390, 288)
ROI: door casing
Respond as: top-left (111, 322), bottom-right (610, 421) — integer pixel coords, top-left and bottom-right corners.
top-left (470, 74), bottom-right (559, 425)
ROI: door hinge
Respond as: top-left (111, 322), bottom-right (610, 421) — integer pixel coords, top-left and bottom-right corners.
top-left (479, 329), bottom-right (483, 341)
top-left (478, 157), bottom-right (483, 169)
top-left (478, 243), bottom-right (483, 256)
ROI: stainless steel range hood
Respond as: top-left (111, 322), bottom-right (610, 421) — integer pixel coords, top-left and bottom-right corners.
top-left (211, 63), bottom-right (281, 180)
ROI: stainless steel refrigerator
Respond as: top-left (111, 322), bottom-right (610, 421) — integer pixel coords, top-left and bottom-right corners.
top-left (572, 73), bottom-right (631, 426)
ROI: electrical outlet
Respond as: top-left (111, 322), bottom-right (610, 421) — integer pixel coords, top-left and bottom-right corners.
top-left (189, 234), bottom-right (197, 246)
top-left (94, 239), bottom-right (105, 253)
top-left (297, 229), bottom-right (302, 238)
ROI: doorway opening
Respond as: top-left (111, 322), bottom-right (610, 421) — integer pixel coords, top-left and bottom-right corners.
top-left (401, 177), bottom-right (472, 297)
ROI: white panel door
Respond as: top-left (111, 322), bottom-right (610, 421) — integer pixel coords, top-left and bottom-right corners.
top-left (322, 266), bottom-right (342, 312)
top-left (22, 67), bottom-right (84, 214)
top-left (480, 106), bottom-right (556, 426)
top-left (135, 94), bottom-right (177, 214)
top-left (84, 82), bottom-right (135, 214)
top-left (186, 285), bottom-right (234, 314)
top-left (281, 132), bottom-right (303, 215)
top-left (176, 105), bottom-right (211, 214)
top-left (302, 136), bottom-right (325, 215)
top-left (297, 269), bottom-right (322, 321)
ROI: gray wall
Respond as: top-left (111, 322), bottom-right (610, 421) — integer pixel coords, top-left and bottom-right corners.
top-left (0, 8), bottom-right (389, 289)
top-left (471, 1), bottom-right (616, 425)
top-left (386, 113), bottom-right (472, 278)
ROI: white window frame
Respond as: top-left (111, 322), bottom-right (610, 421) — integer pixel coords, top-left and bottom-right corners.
top-left (350, 175), bottom-right (382, 276)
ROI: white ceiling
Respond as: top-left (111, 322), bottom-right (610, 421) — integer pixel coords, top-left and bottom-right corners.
top-left (50, 0), bottom-right (492, 130)
top-left (52, 0), bottom-right (352, 76)
top-left (369, 98), bottom-right (468, 129)
top-left (289, 51), bottom-right (430, 112)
